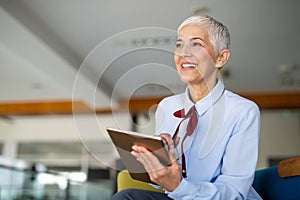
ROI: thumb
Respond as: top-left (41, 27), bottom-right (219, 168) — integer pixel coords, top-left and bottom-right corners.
top-left (175, 136), bottom-right (180, 147)
top-left (168, 139), bottom-right (178, 163)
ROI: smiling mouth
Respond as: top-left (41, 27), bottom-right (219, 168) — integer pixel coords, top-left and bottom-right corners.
top-left (181, 63), bottom-right (198, 68)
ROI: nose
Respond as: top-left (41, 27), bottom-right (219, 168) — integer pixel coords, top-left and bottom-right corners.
top-left (180, 45), bottom-right (192, 57)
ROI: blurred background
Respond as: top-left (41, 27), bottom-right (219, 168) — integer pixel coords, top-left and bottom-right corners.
top-left (0, 0), bottom-right (299, 199)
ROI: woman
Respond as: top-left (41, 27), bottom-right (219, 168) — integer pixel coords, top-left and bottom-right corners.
top-left (113, 15), bottom-right (262, 200)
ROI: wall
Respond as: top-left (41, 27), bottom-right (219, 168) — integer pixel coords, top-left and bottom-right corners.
top-left (257, 109), bottom-right (300, 169)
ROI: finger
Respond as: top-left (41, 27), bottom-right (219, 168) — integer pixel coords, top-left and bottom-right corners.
top-left (168, 141), bottom-right (178, 163)
top-left (160, 134), bottom-right (174, 149)
top-left (160, 134), bottom-right (178, 163)
top-left (175, 137), bottom-right (180, 147)
top-left (160, 133), bottom-right (172, 144)
top-left (131, 146), bottom-right (164, 173)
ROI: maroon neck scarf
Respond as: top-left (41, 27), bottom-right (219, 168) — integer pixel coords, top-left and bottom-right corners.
top-left (173, 105), bottom-right (198, 178)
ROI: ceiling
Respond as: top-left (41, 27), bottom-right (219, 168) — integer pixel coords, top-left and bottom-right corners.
top-left (0, 0), bottom-right (300, 170)
top-left (0, 0), bottom-right (299, 109)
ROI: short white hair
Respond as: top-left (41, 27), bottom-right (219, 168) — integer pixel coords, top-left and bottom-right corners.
top-left (177, 15), bottom-right (230, 55)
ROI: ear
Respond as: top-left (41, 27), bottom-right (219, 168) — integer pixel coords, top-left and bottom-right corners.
top-left (215, 49), bottom-right (231, 69)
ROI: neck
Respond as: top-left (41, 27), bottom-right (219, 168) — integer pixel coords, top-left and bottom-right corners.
top-left (188, 78), bottom-right (217, 103)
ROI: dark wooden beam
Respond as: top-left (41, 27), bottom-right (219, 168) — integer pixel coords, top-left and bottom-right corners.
top-left (0, 91), bottom-right (299, 116)
top-left (120, 97), bottom-right (162, 114)
top-left (122, 92), bottom-right (300, 113)
top-left (0, 100), bottom-right (92, 116)
top-left (240, 91), bottom-right (300, 109)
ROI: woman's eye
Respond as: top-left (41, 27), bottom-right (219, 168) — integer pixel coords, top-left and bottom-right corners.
top-left (175, 43), bottom-right (183, 48)
top-left (193, 42), bottom-right (203, 47)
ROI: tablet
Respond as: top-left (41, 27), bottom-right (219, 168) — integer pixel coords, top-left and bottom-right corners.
top-left (107, 127), bottom-right (171, 183)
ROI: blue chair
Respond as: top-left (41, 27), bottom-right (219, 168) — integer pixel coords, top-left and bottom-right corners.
top-left (252, 156), bottom-right (300, 200)
top-left (117, 156), bottom-right (300, 199)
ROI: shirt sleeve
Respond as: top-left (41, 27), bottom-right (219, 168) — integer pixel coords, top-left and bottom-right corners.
top-left (167, 103), bottom-right (261, 200)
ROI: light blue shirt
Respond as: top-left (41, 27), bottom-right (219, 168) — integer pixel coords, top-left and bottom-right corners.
top-left (155, 80), bottom-right (262, 200)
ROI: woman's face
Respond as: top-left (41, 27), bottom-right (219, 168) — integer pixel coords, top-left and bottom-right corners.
top-left (174, 24), bottom-right (219, 86)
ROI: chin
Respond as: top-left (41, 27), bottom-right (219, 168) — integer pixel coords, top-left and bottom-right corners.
top-left (180, 77), bottom-right (194, 84)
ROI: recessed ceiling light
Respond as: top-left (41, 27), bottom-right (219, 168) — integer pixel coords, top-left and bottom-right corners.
top-left (32, 82), bottom-right (42, 89)
top-left (192, 6), bottom-right (210, 15)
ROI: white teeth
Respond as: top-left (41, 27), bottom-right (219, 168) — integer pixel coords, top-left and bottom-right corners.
top-left (182, 63), bottom-right (198, 68)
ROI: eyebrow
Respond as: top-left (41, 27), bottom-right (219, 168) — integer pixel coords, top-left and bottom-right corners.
top-left (191, 37), bottom-right (205, 42)
top-left (176, 37), bottom-right (206, 43)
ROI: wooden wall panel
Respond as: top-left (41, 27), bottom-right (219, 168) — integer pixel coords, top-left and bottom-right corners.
top-left (241, 92), bottom-right (300, 109)
top-left (0, 100), bottom-right (92, 115)
top-left (0, 92), bottom-right (299, 116)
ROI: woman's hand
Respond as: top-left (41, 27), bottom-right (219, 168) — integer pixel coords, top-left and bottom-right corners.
top-left (131, 133), bottom-right (182, 191)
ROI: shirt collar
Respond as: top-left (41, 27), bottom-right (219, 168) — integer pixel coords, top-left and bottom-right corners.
top-left (183, 79), bottom-right (225, 116)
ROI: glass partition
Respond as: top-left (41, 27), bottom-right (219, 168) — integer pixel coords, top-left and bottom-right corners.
top-left (0, 165), bottom-right (114, 200)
